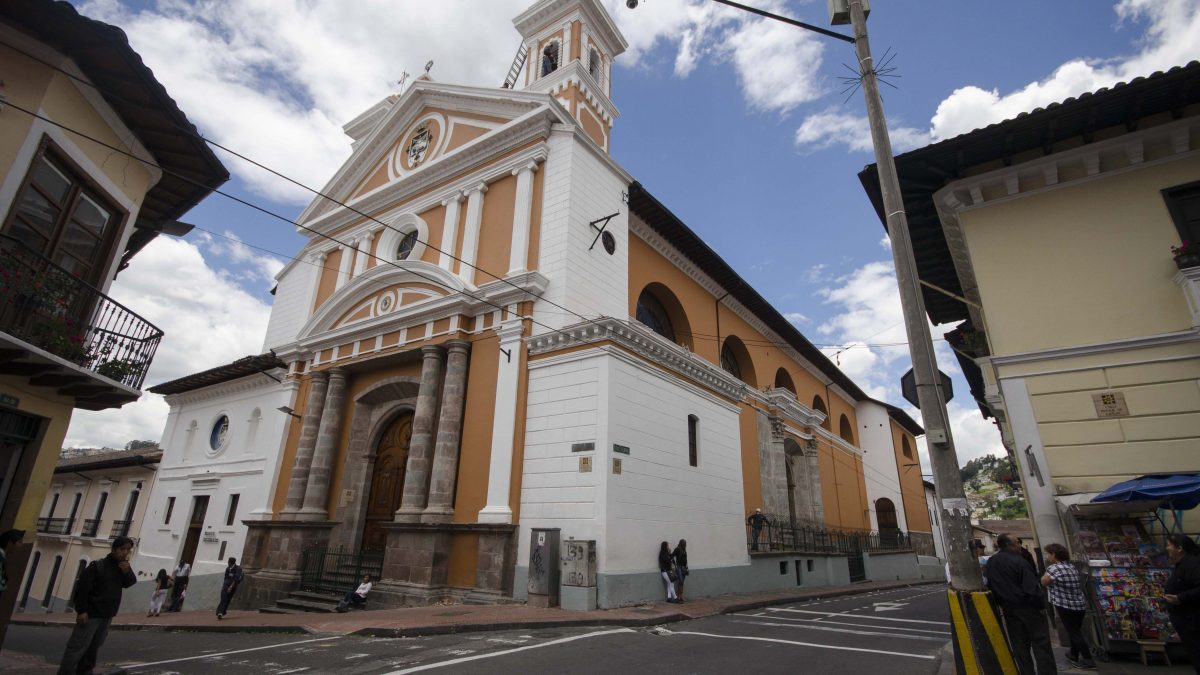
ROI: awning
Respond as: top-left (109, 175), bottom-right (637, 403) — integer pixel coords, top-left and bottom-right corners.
top-left (1091, 473), bottom-right (1200, 511)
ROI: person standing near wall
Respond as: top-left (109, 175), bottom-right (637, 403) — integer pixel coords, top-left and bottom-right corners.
top-left (1164, 534), bottom-right (1200, 674)
top-left (658, 541), bottom-right (679, 603)
top-left (57, 537), bottom-right (136, 675)
top-left (672, 540), bottom-right (689, 602)
top-left (747, 509), bottom-right (769, 551)
top-left (168, 560), bottom-right (190, 612)
top-left (1041, 543), bottom-right (1095, 669)
top-left (987, 533), bottom-right (1057, 675)
top-left (147, 569), bottom-right (171, 618)
top-left (215, 557), bottom-right (243, 619)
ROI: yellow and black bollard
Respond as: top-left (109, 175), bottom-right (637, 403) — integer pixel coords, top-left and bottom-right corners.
top-left (945, 589), bottom-right (1019, 675)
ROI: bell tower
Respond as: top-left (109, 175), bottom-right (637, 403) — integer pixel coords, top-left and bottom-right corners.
top-left (509, 0), bottom-right (627, 152)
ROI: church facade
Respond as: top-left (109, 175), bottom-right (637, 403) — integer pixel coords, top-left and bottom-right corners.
top-left (147, 0), bottom-right (932, 610)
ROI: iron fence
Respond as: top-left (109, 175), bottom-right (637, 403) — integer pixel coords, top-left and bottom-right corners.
top-left (747, 513), bottom-right (924, 555)
top-left (299, 547), bottom-right (384, 596)
top-left (110, 520), bottom-right (132, 538)
top-left (81, 519), bottom-right (100, 537)
top-left (0, 234), bottom-right (162, 389)
top-left (40, 517), bottom-right (74, 535)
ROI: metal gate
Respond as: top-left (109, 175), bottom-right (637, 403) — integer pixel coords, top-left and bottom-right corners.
top-left (299, 547), bottom-right (384, 595)
top-left (848, 550), bottom-right (866, 582)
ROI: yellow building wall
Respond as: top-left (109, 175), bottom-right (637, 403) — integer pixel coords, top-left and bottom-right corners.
top-left (0, 378), bottom-right (73, 536)
top-left (960, 156), bottom-right (1200, 356)
top-left (890, 421), bottom-right (931, 533)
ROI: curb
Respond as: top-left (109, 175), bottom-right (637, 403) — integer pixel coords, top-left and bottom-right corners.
top-left (12, 579), bottom-right (943, 638)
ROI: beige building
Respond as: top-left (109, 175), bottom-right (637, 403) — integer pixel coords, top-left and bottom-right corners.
top-left (0, 0), bottom-right (226, 638)
top-left (16, 447), bottom-right (160, 613)
top-left (860, 61), bottom-right (1200, 548)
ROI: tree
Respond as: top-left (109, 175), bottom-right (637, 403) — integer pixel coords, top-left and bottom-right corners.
top-left (125, 440), bottom-right (158, 451)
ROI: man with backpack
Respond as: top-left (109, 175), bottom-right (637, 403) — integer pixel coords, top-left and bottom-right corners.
top-left (58, 536), bottom-right (137, 674)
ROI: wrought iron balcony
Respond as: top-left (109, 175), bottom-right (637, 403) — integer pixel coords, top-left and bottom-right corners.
top-left (40, 517), bottom-right (74, 535)
top-left (0, 234), bottom-right (162, 409)
top-left (81, 519), bottom-right (100, 537)
top-left (110, 520), bottom-right (132, 538)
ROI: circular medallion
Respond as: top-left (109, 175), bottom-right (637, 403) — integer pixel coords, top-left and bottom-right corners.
top-left (601, 230), bottom-right (616, 255)
top-left (377, 291), bottom-right (396, 315)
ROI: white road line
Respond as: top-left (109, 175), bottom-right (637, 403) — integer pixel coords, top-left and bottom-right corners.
top-left (733, 613), bottom-right (951, 635)
top-left (768, 608), bottom-right (950, 625)
top-left (660, 629), bottom-right (935, 660)
top-left (122, 636), bottom-right (343, 670)
top-left (730, 619), bottom-right (947, 642)
top-left (383, 628), bottom-right (635, 674)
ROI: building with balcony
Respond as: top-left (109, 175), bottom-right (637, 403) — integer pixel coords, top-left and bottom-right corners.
top-left (860, 61), bottom-right (1200, 550)
top-left (0, 0), bottom-right (227, 636)
top-left (16, 447), bottom-right (160, 614)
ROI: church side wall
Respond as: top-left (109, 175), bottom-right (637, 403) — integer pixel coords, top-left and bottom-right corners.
top-left (856, 402), bottom-right (906, 532)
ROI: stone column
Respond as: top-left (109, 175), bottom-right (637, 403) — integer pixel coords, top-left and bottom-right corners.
top-left (507, 162), bottom-right (538, 277)
top-left (423, 340), bottom-right (471, 523)
top-left (395, 346), bottom-right (446, 522)
top-left (282, 371), bottom-right (329, 517)
top-left (298, 368), bottom-right (348, 519)
top-left (457, 183), bottom-right (487, 284)
top-left (478, 321), bottom-right (523, 523)
top-left (438, 192), bottom-right (463, 272)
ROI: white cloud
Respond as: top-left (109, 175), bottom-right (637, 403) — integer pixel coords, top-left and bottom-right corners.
top-left (930, 0), bottom-right (1200, 141)
top-left (194, 230), bottom-right (286, 287)
top-left (64, 237), bottom-right (272, 448)
top-left (793, 109), bottom-right (930, 154)
top-left (784, 311), bottom-right (809, 326)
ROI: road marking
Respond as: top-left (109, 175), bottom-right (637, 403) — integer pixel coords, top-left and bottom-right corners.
top-left (122, 636), bottom-right (343, 670)
top-left (731, 619), bottom-right (948, 642)
top-left (733, 613), bottom-right (951, 635)
top-left (768, 608), bottom-right (950, 625)
top-left (383, 628), bottom-right (635, 674)
top-left (659, 629), bottom-right (935, 660)
top-left (873, 601), bottom-right (907, 612)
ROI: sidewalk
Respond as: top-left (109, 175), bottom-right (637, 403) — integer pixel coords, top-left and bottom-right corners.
top-left (10, 578), bottom-right (937, 638)
top-left (933, 639), bottom-right (1196, 675)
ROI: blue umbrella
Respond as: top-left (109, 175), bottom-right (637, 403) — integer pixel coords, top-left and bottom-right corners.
top-left (1091, 473), bottom-right (1200, 511)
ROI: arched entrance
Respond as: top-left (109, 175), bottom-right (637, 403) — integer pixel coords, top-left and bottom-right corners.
top-left (362, 412), bottom-right (413, 551)
top-left (876, 497), bottom-right (899, 546)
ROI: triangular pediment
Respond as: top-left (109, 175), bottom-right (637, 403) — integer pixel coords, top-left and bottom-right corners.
top-left (298, 82), bottom-right (564, 226)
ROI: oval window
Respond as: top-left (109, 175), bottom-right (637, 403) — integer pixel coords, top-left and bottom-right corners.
top-left (396, 231), bottom-right (418, 260)
top-left (210, 415), bottom-right (229, 450)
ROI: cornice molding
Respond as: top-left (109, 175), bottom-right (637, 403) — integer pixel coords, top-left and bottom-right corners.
top-left (527, 317), bottom-right (748, 402)
top-left (162, 372), bottom-right (283, 407)
top-left (528, 61), bottom-right (620, 126)
top-left (762, 387), bottom-right (825, 428)
top-left (989, 327), bottom-right (1200, 369)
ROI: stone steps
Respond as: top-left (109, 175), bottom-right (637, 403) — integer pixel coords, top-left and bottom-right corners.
top-left (258, 590), bottom-right (343, 614)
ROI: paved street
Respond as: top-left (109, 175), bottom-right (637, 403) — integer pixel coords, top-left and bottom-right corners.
top-left (1, 585), bottom-right (949, 674)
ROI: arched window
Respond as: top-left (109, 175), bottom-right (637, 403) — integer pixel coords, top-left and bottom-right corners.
top-left (720, 342), bottom-right (741, 380)
top-left (902, 435), bottom-right (914, 460)
top-left (719, 336), bottom-right (757, 386)
top-left (396, 230), bottom-right (418, 260)
top-left (838, 414), bottom-right (855, 444)
top-left (812, 395), bottom-right (829, 430)
top-left (541, 41), bottom-right (560, 76)
top-left (588, 47), bottom-right (602, 83)
top-left (774, 368), bottom-right (796, 394)
top-left (636, 290), bottom-right (675, 342)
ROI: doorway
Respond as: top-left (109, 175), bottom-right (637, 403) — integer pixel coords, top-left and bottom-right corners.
top-left (362, 413), bottom-right (412, 551)
top-left (178, 495), bottom-right (210, 566)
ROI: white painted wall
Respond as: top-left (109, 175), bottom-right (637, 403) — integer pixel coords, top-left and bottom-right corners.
top-left (263, 257), bottom-right (319, 351)
top-left (855, 401), bottom-right (907, 532)
top-left (925, 484), bottom-right (947, 559)
top-left (135, 374), bottom-right (294, 588)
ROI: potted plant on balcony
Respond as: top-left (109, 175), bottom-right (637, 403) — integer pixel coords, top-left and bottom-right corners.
top-left (96, 357), bottom-right (144, 384)
top-left (1171, 241), bottom-right (1200, 270)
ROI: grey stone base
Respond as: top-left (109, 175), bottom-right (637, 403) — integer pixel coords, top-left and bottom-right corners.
top-left (560, 585), bottom-right (597, 611)
top-left (234, 570), bottom-right (301, 611)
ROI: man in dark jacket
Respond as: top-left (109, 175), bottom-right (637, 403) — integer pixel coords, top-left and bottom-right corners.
top-left (987, 534), bottom-right (1057, 675)
top-left (58, 536), bottom-right (137, 675)
top-left (216, 556), bottom-right (243, 619)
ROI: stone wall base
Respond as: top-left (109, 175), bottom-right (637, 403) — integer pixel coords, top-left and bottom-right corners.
top-left (234, 569), bottom-right (300, 610)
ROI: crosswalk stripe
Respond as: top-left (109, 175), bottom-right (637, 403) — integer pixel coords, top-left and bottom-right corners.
top-left (659, 629), bottom-right (936, 660)
top-left (769, 608), bottom-right (950, 625)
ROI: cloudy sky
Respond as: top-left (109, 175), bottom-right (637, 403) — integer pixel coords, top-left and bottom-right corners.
top-left (64, 0), bottom-right (1200, 478)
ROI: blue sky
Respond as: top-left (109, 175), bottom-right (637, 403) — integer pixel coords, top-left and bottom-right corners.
top-left (64, 0), bottom-right (1200, 477)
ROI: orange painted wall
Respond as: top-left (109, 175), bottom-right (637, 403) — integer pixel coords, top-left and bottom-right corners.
top-left (447, 532), bottom-right (479, 588)
top-left (472, 173), bottom-right (518, 286)
top-left (271, 374), bottom-right (312, 514)
top-left (891, 421), bottom-right (932, 532)
top-left (739, 405), bottom-right (764, 516)
top-left (314, 248), bottom-right (343, 310)
top-left (452, 331), bottom-right (501, 524)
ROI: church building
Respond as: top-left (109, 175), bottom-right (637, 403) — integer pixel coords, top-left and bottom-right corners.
top-left (144, 0), bottom-right (933, 610)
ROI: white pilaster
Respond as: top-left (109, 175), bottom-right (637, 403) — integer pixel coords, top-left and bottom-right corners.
top-left (335, 239), bottom-right (356, 290)
top-left (458, 183), bottom-right (487, 285)
top-left (438, 192), bottom-right (464, 271)
top-left (354, 232), bottom-right (374, 275)
top-left (999, 376), bottom-right (1067, 548)
top-left (477, 320), bottom-right (525, 524)
top-left (562, 21), bottom-right (573, 67)
top-left (507, 161), bottom-right (539, 276)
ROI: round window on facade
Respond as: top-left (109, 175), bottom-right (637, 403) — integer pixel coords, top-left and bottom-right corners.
top-left (210, 415), bottom-right (229, 451)
top-left (396, 230), bottom-right (418, 260)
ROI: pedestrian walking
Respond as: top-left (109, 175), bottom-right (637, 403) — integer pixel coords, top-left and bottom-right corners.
top-left (976, 543), bottom-right (991, 586)
top-left (1018, 537), bottom-right (1039, 573)
top-left (987, 533), bottom-right (1057, 675)
top-left (147, 569), bottom-right (171, 617)
top-left (57, 536), bottom-right (136, 675)
top-left (1041, 543), bottom-right (1095, 669)
top-left (747, 509), bottom-right (769, 551)
top-left (1164, 534), bottom-right (1200, 673)
top-left (337, 574), bottom-right (373, 612)
top-left (167, 559), bottom-right (190, 612)
top-left (215, 556), bottom-right (243, 619)
top-left (672, 539), bottom-right (689, 602)
top-left (0, 529), bottom-right (25, 594)
top-left (658, 541), bottom-right (679, 603)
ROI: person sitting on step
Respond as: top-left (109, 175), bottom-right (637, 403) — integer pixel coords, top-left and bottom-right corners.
top-left (337, 574), bottom-right (372, 612)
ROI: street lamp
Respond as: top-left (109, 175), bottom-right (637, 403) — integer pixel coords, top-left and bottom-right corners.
top-left (624, 0), bottom-right (980, 592)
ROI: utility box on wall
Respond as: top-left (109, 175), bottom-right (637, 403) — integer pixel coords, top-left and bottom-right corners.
top-left (528, 528), bottom-right (560, 608)
top-left (560, 538), bottom-right (598, 611)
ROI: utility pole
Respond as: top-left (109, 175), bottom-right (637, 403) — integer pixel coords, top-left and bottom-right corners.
top-left (845, 0), bottom-right (982, 592)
